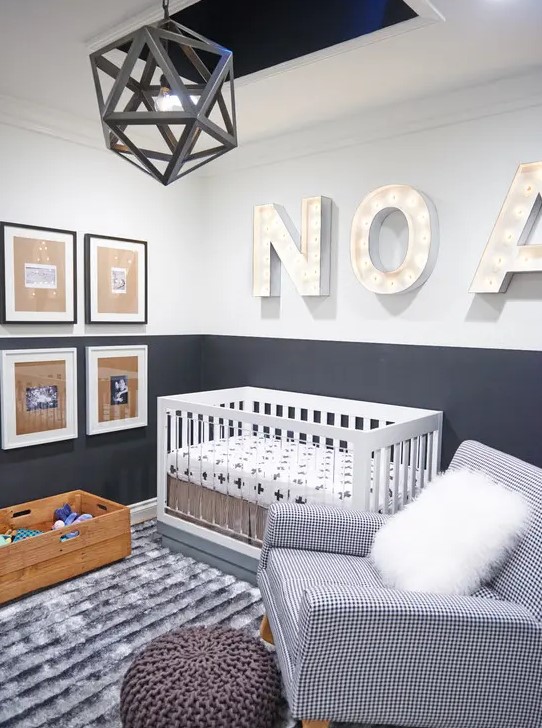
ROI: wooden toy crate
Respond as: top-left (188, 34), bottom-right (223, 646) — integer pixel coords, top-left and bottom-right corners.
top-left (0, 490), bottom-right (131, 605)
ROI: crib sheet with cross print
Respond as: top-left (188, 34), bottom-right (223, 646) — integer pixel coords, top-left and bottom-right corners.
top-left (167, 433), bottom-right (356, 508)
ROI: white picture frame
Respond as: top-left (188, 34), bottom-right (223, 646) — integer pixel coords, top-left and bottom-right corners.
top-left (0, 348), bottom-right (78, 449)
top-left (86, 345), bottom-right (148, 435)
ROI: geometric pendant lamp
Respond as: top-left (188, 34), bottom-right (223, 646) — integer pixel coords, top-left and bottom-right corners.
top-left (89, 0), bottom-right (237, 185)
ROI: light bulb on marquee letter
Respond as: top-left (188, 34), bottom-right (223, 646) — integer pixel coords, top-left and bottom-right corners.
top-left (253, 196), bottom-right (332, 297)
top-left (350, 184), bottom-right (439, 294)
top-left (470, 162), bottom-right (542, 293)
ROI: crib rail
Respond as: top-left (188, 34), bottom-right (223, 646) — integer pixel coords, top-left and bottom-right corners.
top-left (169, 386), bottom-right (437, 423)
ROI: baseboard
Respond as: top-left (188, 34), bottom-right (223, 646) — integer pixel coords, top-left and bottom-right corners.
top-left (157, 520), bottom-right (259, 585)
top-left (129, 498), bottom-right (157, 525)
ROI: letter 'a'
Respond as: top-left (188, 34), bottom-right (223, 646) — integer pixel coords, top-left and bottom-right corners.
top-left (471, 162), bottom-right (542, 293)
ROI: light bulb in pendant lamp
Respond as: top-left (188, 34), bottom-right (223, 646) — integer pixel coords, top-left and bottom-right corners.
top-left (154, 75), bottom-right (183, 112)
top-left (89, 1), bottom-right (237, 185)
top-left (154, 75), bottom-right (199, 112)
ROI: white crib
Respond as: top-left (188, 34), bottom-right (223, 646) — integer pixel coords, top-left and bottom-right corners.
top-left (157, 387), bottom-right (443, 560)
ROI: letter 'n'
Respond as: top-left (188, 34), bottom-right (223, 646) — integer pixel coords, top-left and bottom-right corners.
top-left (253, 197), bottom-right (332, 297)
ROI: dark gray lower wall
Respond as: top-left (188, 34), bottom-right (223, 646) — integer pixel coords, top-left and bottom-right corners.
top-left (0, 335), bottom-right (201, 509)
top-left (201, 335), bottom-right (542, 471)
top-left (4, 333), bottom-right (541, 511)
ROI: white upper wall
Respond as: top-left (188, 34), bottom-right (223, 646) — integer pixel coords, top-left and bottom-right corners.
top-left (198, 80), bottom-right (542, 351)
top-left (0, 0), bottom-right (541, 348)
top-left (0, 124), bottom-right (203, 336)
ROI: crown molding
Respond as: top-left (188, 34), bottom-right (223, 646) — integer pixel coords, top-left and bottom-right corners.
top-left (203, 67), bottom-right (542, 176)
top-left (405, 0), bottom-right (445, 22)
top-left (1, 65), bottom-right (541, 175)
top-left (1, 66), bottom-right (541, 172)
top-left (86, 0), bottom-right (200, 53)
top-left (0, 93), bottom-right (104, 152)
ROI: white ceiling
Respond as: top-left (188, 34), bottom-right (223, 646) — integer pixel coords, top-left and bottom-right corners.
top-left (0, 0), bottom-right (541, 148)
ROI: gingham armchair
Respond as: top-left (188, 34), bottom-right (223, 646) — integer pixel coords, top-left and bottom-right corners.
top-left (257, 441), bottom-right (541, 728)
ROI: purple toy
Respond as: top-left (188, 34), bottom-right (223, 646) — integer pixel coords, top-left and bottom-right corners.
top-left (74, 514), bottom-right (93, 524)
top-left (54, 503), bottom-right (72, 522)
top-left (64, 512), bottom-right (79, 526)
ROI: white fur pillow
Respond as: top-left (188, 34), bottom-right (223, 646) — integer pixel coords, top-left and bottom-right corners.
top-left (371, 469), bottom-right (529, 595)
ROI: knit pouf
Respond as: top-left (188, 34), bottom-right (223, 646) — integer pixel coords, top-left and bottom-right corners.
top-left (120, 626), bottom-right (282, 728)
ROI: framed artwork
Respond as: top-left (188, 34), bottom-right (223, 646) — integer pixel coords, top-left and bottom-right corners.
top-left (0, 348), bottom-right (78, 449)
top-left (0, 222), bottom-right (77, 323)
top-left (85, 234), bottom-right (147, 323)
top-left (86, 345), bottom-right (148, 435)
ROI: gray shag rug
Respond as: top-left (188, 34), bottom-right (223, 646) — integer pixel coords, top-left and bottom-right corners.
top-left (0, 521), bottom-right (376, 728)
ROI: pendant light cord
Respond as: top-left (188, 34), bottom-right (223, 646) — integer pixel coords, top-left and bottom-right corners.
top-left (161, 0), bottom-right (171, 88)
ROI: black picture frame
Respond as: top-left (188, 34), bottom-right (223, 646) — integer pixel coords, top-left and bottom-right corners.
top-left (84, 234), bottom-right (148, 324)
top-left (0, 221), bottom-right (77, 325)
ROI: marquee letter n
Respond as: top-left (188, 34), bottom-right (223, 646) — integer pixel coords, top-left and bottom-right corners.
top-left (253, 196), bottom-right (332, 297)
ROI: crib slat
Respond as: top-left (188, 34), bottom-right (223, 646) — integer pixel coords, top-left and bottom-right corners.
top-left (382, 446), bottom-right (391, 515)
top-left (392, 442), bottom-right (400, 514)
top-left (401, 439), bottom-right (410, 509)
top-left (327, 411), bottom-right (336, 449)
top-left (427, 432), bottom-right (435, 483)
top-left (238, 400), bottom-right (244, 436)
top-left (419, 435), bottom-right (427, 494)
top-left (432, 428), bottom-right (442, 476)
top-left (352, 443), bottom-right (372, 511)
top-left (373, 449), bottom-right (381, 512)
top-left (294, 408), bottom-right (302, 440)
top-left (410, 437), bottom-right (419, 503)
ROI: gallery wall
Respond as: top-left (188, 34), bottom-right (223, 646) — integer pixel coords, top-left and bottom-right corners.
top-left (0, 124), bottom-right (205, 507)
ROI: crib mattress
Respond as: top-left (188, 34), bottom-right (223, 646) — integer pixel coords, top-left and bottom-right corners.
top-left (167, 434), bottom-right (354, 507)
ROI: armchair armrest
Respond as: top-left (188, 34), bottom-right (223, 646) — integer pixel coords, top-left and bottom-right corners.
top-left (258, 503), bottom-right (387, 571)
top-left (292, 584), bottom-right (540, 726)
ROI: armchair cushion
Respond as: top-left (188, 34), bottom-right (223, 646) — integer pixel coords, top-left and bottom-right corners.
top-left (371, 468), bottom-right (529, 595)
top-left (259, 502), bottom-right (387, 571)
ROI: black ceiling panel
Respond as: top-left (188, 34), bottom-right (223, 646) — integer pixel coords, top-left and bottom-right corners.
top-left (173, 0), bottom-right (417, 78)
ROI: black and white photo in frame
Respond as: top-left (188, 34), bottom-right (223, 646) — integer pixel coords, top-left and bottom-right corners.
top-left (0, 348), bottom-right (78, 449)
top-left (86, 345), bottom-right (148, 435)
